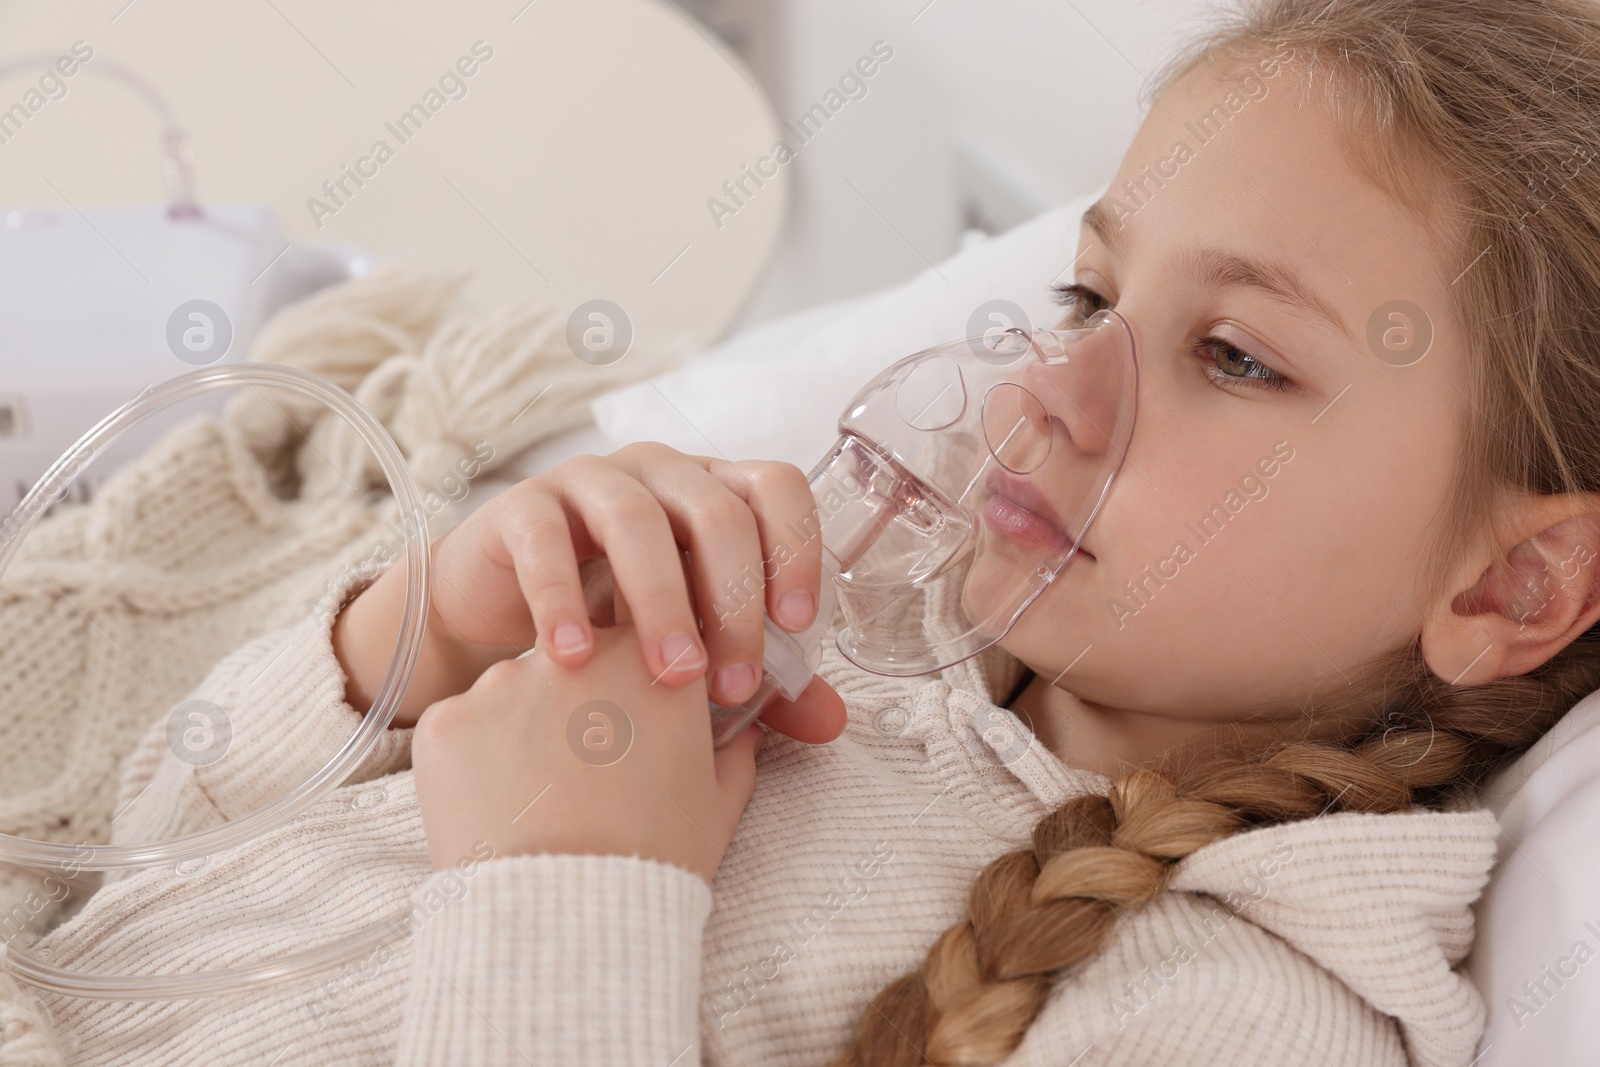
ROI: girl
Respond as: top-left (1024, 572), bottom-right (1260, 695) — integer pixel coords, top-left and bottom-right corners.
top-left (13, 0), bottom-right (1600, 1064)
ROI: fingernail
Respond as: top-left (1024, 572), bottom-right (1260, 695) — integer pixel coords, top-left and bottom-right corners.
top-left (776, 590), bottom-right (816, 630)
top-left (714, 663), bottom-right (757, 703)
top-left (660, 632), bottom-right (706, 672)
top-left (552, 622), bottom-right (589, 654)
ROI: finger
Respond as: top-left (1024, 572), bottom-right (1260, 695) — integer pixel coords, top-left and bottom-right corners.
top-left (617, 446), bottom-right (769, 705)
top-left (490, 484), bottom-right (593, 667)
top-left (713, 721), bottom-right (764, 811)
top-left (709, 459), bottom-right (822, 635)
top-left (613, 550), bottom-right (694, 629)
top-left (551, 458), bottom-right (707, 684)
top-left (756, 675), bottom-right (847, 744)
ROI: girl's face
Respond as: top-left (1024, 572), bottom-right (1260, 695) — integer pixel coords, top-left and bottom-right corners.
top-left (997, 61), bottom-right (1471, 731)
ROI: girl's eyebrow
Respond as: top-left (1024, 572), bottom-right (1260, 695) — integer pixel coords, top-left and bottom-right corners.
top-left (1079, 200), bottom-right (1354, 344)
top-left (1180, 248), bottom-right (1354, 344)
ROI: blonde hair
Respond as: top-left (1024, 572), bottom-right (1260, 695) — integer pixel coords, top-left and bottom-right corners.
top-left (830, 1), bottom-right (1600, 1062)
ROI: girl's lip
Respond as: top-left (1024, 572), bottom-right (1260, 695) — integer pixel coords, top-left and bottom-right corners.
top-left (982, 469), bottom-right (1095, 559)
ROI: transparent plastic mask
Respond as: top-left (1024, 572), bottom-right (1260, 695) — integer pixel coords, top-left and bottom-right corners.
top-left (818, 307), bottom-right (1137, 675)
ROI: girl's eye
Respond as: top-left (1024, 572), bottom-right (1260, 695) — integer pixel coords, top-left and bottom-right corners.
top-left (1196, 337), bottom-right (1291, 392)
top-left (1049, 281), bottom-right (1293, 394)
top-left (1050, 281), bottom-right (1108, 326)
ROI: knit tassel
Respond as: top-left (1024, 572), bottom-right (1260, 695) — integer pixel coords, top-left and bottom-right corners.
top-left (221, 266), bottom-right (691, 504)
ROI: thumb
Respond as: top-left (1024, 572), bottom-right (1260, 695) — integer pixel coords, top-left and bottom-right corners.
top-left (713, 722), bottom-right (765, 811)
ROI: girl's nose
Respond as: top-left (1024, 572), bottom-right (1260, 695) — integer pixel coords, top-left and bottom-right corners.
top-left (1017, 316), bottom-right (1134, 461)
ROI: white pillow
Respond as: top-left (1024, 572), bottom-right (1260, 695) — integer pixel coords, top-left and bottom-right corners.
top-left (1469, 689), bottom-right (1600, 1066)
top-left (587, 189), bottom-right (1099, 472)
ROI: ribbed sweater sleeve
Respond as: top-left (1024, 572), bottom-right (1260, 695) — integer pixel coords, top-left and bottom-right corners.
top-left (192, 574), bottom-right (411, 820)
top-left (394, 853), bottom-right (712, 1067)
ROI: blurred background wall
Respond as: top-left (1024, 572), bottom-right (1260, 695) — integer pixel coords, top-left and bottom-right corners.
top-left (678, 0), bottom-right (1218, 325)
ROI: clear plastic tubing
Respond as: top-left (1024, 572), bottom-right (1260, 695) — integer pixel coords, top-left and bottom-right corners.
top-left (0, 363), bottom-right (431, 1000)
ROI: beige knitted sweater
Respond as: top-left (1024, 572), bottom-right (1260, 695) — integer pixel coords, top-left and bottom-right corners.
top-left (0, 274), bottom-right (1499, 1066)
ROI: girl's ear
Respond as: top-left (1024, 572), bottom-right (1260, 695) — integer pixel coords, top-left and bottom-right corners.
top-left (1421, 493), bottom-right (1600, 686)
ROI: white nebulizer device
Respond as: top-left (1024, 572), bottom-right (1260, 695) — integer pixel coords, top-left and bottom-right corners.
top-left (708, 307), bottom-right (1137, 745)
top-left (0, 308), bottom-right (1134, 1002)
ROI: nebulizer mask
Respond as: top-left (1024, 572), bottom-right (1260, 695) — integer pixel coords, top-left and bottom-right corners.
top-left (0, 309), bottom-right (1133, 1004)
top-left (708, 307), bottom-right (1137, 742)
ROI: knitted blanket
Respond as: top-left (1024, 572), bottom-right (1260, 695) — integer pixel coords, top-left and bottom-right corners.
top-left (0, 268), bottom-right (679, 1037)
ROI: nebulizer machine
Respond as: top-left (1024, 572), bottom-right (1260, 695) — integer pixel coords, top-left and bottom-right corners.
top-left (0, 259), bottom-right (1135, 998)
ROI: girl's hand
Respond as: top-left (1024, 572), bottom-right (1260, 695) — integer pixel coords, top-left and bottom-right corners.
top-left (410, 619), bottom-right (765, 884)
top-left (334, 442), bottom-right (846, 743)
